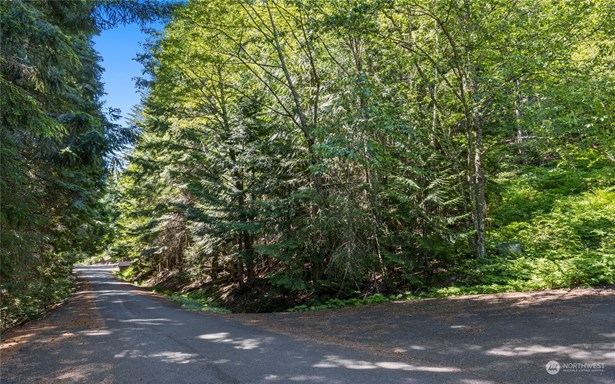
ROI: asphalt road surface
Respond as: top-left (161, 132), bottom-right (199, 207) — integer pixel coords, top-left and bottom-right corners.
top-left (1, 265), bottom-right (613, 383)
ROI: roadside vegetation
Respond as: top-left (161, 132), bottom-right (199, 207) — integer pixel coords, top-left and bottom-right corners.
top-left (2, 0), bottom-right (613, 326)
top-left (112, 124), bottom-right (614, 313)
top-left (107, 0), bottom-right (614, 312)
top-left (0, 0), bottom-right (175, 329)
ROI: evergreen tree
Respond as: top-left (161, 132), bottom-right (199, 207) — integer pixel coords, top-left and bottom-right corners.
top-left (0, 0), bottom-right (173, 328)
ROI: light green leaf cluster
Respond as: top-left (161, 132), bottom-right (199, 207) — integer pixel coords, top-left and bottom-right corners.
top-left (109, 0), bottom-right (614, 310)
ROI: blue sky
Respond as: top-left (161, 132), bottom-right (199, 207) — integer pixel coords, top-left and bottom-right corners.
top-left (93, 23), bottom-right (163, 127)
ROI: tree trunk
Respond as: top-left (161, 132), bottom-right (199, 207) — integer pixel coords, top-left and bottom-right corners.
top-left (473, 117), bottom-right (487, 258)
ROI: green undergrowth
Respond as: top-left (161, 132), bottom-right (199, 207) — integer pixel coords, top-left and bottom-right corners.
top-left (112, 159), bottom-right (614, 314)
top-left (1, 271), bottom-right (75, 330)
top-left (287, 285), bottom-right (539, 312)
top-left (288, 293), bottom-right (392, 312)
top-left (482, 161), bottom-right (615, 290)
top-left (164, 292), bottom-right (231, 313)
top-left (291, 161), bottom-right (615, 311)
top-left (115, 265), bottom-right (137, 280)
top-left (115, 266), bottom-right (229, 313)
top-left (426, 163), bottom-right (615, 298)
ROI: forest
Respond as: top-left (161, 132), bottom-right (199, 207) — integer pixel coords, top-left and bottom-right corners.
top-left (1, 0), bottom-right (614, 327)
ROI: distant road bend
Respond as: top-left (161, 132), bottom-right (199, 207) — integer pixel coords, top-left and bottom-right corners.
top-left (1, 265), bottom-right (613, 383)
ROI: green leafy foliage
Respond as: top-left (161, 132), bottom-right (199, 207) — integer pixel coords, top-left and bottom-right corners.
top-left (106, 0), bottom-right (613, 312)
top-left (288, 293), bottom-right (391, 312)
top-left (167, 293), bottom-right (230, 314)
top-left (0, 1), bottom-right (172, 329)
top-left (5, 0), bottom-right (611, 319)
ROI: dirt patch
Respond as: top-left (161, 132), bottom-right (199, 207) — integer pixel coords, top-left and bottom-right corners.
top-left (1, 276), bottom-right (107, 382)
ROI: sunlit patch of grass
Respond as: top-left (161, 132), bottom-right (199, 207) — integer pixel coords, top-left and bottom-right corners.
top-left (167, 293), bottom-right (230, 313)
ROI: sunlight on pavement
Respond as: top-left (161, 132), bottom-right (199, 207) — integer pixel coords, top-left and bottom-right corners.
top-left (409, 345), bottom-right (427, 350)
top-left (1, 331), bottom-right (46, 350)
top-left (198, 332), bottom-right (274, 350)
top-left (198, 332), bottom-right (230, 340)
top-left (263, 374), bottom-right (332, 382)
top-left (313, 355), bottom-right (461, 372)
top-left (486, 343), bottom-right (615, 361)
top-left (79, 330), bottom-right (112, 336)
top-left (114, 350), bottom-right (199, 364)
top-left (119, 318), bottom-right (181, 326)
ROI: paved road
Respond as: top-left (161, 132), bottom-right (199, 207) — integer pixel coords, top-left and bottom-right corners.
top-left (1, 266), bottom-right (613, 383)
